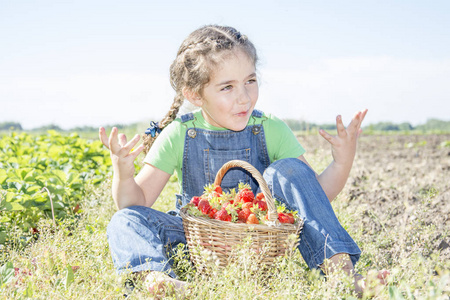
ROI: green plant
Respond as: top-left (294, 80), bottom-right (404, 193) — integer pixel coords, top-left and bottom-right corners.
top-left (0, 131), bottom-right (112, 247)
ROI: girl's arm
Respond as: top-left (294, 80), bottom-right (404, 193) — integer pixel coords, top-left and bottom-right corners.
top-left (298, 109), bottom-right (367, 202)
top-left (112, 164), bottom-right (171, 209)
top-left (99, 127), bottom-right (170, 210)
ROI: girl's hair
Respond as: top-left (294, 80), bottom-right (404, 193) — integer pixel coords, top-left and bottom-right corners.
top-left (143, 25), bottom-right (258, 154)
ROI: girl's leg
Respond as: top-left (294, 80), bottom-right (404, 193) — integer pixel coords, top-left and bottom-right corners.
top-left (263, 158), bottom-right (361, 270)
top-left (106, 205), bottom-right (186, 279)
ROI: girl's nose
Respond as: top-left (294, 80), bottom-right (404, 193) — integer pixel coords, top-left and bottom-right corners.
top-left (237, 86), bottom-right (251, 105)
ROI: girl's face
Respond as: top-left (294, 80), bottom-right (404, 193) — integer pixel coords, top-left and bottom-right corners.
top-left (198, 50), bottom-right (258, 131)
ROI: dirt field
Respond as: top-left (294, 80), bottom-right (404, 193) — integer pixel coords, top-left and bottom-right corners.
top-left (299, 133), bottom-right (450, 266)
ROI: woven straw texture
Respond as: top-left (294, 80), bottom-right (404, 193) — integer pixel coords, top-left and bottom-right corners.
top-left (180, 160), bottom-right (303, 272)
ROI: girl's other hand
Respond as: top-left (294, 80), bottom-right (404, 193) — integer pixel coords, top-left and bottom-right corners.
top-left (99, 127), bottom-right (145, 180)
top-left (318, 109), bottom-right (368, 167)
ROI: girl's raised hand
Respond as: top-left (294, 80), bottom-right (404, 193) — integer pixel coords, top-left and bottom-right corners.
top-left (99, 127), bottom-right (145, 180)
top-left (318, 109), bottom-right (368, 168)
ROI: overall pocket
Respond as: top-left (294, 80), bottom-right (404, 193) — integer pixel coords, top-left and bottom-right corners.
top-left (203, 148), bottom-right (251, 191)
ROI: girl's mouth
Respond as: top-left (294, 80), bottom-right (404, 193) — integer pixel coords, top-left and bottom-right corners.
top-left (235, 109), bottom-right (249, 117)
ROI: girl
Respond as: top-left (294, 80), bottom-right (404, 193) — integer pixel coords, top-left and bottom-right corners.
top-left (99, 25), bottom-right (388, 296)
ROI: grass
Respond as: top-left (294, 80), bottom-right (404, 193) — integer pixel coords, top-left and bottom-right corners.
top-left (3, 185), bottom-right (448, 299)
top-left (1, 138), bottom-right (450, 299)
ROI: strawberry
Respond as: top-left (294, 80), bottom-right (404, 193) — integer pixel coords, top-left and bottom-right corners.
top-left (254, 200), bottom-right (267, 211)
top-left (188, 184), bottom-right (299, 225)
top-left (235, 188), bottom-right (255, 203)
top-left (256, 192), bottom-right (265, 201)
top-left (214, 185), bottom-right (223, 195)
top-left (246, 213), bottom-right (259, 224)
top-left (286, 212), bottom-right (295, 224)
top-left (238, 207), bottom-right (252, 222)
top-left (208, 208), bottom-right (218, 219)
top-left (190, 196), bottom-right (201, 207)
top-left (242, 202), bottom-right (253, 210)
top-left (278, 212), bottom-right (295, 224)
top-left (214, 208), bottom-right (232, 222)
top-left (198, 199), bottom-right (211, 215)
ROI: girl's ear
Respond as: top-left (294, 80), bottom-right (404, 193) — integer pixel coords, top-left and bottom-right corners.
top-left (182, 88), bottom-right (203, 107)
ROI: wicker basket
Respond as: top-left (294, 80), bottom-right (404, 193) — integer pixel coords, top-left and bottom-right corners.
top-left (180, 160), bottom-right (303, 272)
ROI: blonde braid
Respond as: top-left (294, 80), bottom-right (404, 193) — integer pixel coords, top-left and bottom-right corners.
top-left (142, 92), bottom-right (184, 155)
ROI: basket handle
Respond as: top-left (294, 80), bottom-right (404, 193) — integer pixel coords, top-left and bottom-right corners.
top-left (213, 160), bottom-right (278, 222)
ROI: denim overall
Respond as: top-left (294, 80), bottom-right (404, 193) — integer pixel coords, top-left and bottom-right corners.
top-left (107, 110), bottom-right (361, 278)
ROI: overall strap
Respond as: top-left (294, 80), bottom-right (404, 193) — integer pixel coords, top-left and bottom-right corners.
top-left (252, 109), bottom-right (263, 118)
top-left (180, 112), bottom-right (195, 123)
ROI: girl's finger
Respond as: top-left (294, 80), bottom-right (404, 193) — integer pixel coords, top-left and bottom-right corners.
top-left (336, 115), bottom-right (347, 137)
top-left (108, 127), bottom-right (120, 153)
top-left (118, 133), bottom-right (127, 147)
top-left (347, 111), bottom-right (362, 134)
top-left (358, 109), bottom-right (368, 130)
top-left (360, 109), bottom-right (368, 123)
top-left (98, 127), bottom-right (110, 149)
top-left (123, 134), bottom-right (141, 152)
top-left (319, 129), bottom-right (335, 145)
top-left (130, 144), bottom-right (146, 160)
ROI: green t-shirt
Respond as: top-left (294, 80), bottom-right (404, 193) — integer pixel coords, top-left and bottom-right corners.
top-left (144, 109), bottom-right (305, 186)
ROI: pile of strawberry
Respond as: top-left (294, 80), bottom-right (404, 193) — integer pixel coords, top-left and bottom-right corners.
top-left (185, 183), bottom-right (297, 225)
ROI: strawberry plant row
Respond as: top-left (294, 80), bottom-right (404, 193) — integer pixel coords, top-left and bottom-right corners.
top-left (0, 131), bottom-right (112, 246)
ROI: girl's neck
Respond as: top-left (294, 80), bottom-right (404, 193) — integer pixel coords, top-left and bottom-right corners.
top-left (201, 107), bottom-right (227, 129)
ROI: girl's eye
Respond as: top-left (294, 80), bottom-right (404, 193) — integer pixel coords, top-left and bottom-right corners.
top-left (221, 85), bottom-right (232, 91)
top-left (246, 79), bottom-right (257, 85)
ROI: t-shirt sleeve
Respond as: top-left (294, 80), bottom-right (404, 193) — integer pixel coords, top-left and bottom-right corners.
top-left (143, 121), bottom-right (183, 175)
top-left (263, 114), bottom-right (306, 162)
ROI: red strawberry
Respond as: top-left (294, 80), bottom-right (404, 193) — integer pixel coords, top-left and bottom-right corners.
top-left (256, 192), bottom-right (265, 201)
top-left (208, 208), bottom-right (218, 219)
top-left (254, 200), bottom-right (267, 211)
top-left (214, 208), bottom-right (232, 222)
top-left (190, 196), bottom-right (201, 207)
top-left (286, 212), bottom-right (295, 224)
top-left (235, 188), bottom-right (255, 203)
top-left (242, 202), bottom-right (253, 210)
top-left (246, 213), bottom-right (259, 224)
top-left (198, 199), bottom-right (211, 215)
top-left (278, 212), bottom-right (294, 224)
top-left (214, 185), bottom-right (223, 195)
top-left (238, 208), bottom-right (252, 222)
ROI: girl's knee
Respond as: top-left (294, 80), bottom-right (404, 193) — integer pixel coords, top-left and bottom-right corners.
top-left (265, 158), bottom-right (315, 180)
top-left (107, 209), bottom-right (128, 236)
top-left (107, 206), bottom-right (148, 235)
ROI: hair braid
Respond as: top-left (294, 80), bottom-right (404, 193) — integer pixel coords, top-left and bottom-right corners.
top-left (142, 92), bottom-right (184, 155)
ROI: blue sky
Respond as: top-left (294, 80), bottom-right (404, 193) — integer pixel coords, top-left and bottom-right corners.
top-left (1, 0), bottom-right (449, 129)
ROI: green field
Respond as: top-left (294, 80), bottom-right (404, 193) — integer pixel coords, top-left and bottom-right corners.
top-left (1, 131), bottom-right (449, 299)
